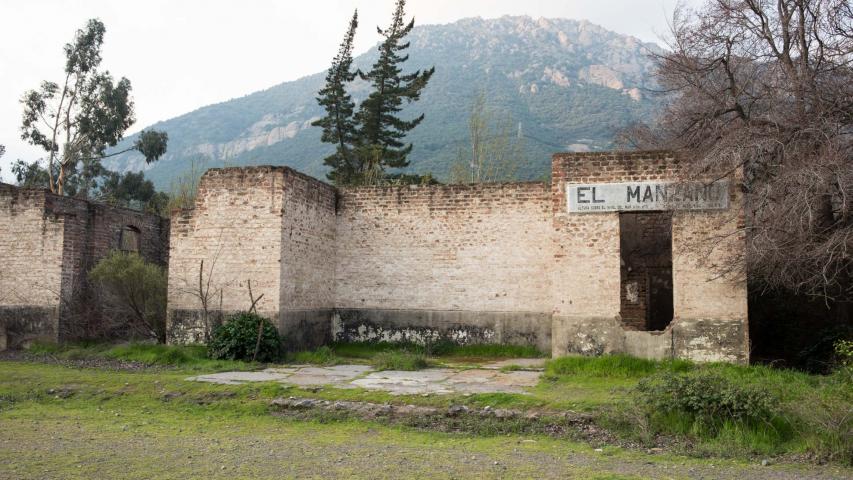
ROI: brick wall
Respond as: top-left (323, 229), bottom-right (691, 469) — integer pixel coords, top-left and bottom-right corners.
top-left (0, 186), bottom-right (64, 346)
top-left (279, 169), bottom-right (337, 348)
top-left (167, 167), bottom-right (287, 343)
top-left (164, 151), bottom-right (748, 362)
top-left (334, 182), bottom-right (554, 351)
top-left (0, 184), bottom-right (167, 347)
top-left (550, 152), bottom-right (748, 362)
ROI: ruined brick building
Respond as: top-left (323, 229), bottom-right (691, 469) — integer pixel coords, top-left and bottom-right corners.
top-left (0, 184), bottom-right (168, 349)
top-left (166, 151), bottom-right (748, 363)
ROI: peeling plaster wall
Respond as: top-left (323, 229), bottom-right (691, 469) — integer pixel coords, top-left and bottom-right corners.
top-left (550, 152), bottom-right (748, 363)
top-left (279, 169), bottom-right (337, 349)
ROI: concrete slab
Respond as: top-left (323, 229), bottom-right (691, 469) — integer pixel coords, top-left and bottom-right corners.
top-left (188, 371), bottom-right (293, 385)
top-left (187, 364), bottom-right (541, 395)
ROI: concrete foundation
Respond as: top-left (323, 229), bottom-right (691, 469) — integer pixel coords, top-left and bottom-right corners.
top-left (332, 309), bottom-right (552, 353)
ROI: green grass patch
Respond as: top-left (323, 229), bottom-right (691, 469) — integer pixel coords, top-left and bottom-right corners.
top-left (429, 342), bottom-right (546, 359)
top-left (545, 354), bottom-right (693, 379)
top-left (288, 346), bottom-right (342, 366)
top-left (371, 351), bottom-right (429, 371)
top-left (24, 341), bottom-right (255, 372)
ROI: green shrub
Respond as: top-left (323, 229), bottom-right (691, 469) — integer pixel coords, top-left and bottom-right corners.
top-left (89, 251), bottom-right (167, 342)
top-left (207, 312), bottom-right (282, 362)
top-left (372, 350), bottom-right (429, 371)
top-left (635, 371), bottom-right (778, 428)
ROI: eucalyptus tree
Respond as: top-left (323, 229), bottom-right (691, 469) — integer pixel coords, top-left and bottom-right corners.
top-left (20, 18), bottom-right (167, 196)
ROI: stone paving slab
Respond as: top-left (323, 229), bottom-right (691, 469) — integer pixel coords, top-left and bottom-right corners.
top-left (187, 361), bottom-right (542, 395)
top-left (189, 371), bottom-right (292, 385)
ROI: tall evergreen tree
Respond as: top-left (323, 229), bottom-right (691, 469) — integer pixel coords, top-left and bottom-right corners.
top-left (312, 10), bottom-right (359, 185)
top-left (353, 0), bottom-right (434, 184)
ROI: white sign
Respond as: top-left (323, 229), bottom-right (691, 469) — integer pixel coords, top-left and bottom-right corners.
top-left (567, 180), bottom-right (729, 213)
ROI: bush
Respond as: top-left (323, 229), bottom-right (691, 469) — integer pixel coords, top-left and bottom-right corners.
top-left (635, 371), bottom-right (778, 428)
top-left (372, 350), bottom-right (429, 371)
top-left (89, 251), bottom-right (167, 343)
top-left (207, 312), bottom-right (282, 362)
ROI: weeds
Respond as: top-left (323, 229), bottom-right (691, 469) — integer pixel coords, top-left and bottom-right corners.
top-left (371, 351), bottom-right (429, 371)
top-left (289, 346), bottom-right (342, 366)
top-left (545, 354), bottom-right (692, 379)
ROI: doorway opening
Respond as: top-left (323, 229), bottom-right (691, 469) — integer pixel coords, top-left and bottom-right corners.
top-left (619, 212), bottom-right (673, 331)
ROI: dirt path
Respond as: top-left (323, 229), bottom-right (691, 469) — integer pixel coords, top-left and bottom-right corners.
top-left (1, 414), bottom-right (849, 480)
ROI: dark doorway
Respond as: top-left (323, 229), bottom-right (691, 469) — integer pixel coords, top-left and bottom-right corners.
top-left (619, 212), bottom-right (673, 331)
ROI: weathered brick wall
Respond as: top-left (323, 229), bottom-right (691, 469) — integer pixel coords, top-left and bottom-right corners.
top-left (550, 152), bottom-right (748, 362)
top-left (162, 151), bottom-right (747, 362)
top-left (0, 186), bottom-right (64, 346)
top-left (167, 167), bottom-right (286, 343)
top-left (334, 182), bottom-right (554, 351)
top-left (671, 198), bottom-right (748, 363)
top-left (0, 184), bottom-right (167, 347)
top-left (279, 169), bottom-right (337, 348)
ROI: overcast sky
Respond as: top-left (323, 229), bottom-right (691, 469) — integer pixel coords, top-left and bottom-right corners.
top-left (0, 0), bottom-right (689, 180)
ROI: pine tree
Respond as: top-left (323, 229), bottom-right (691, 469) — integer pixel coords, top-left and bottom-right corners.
top-left (312, 10), bottom-right (359, 185)
top-left (353, 0), bottom-right (434, 184)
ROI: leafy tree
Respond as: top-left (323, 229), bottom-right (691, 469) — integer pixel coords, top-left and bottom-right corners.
top-left (11, 159), bottom-right (51, 188)
top-left (622, 0), bottom-right (853, 302)
top-left (97, 170), bottom-right (155, 206)
top-left (353, 0), bottom-right (434, 184)
top-left (312, 10), bottom-right (359, 185)
top-left (19, 19), bottom-right (167, 197)
top-left (449, 92), bottom-right (524, 184)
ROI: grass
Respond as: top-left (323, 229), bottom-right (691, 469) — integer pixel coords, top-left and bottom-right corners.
top-left (325, 340), bottom-right (545, 361)
top-left (288, 346), bottom-right (342, 366)
top-left (14, 341), bottom-right (853, 464)
top-left (26, 340), bottom-right (255, 372)
top-left (371, 351), bottom-right (429, 371)
top-left (545, 354), bottom-right (693, 378)
top-left (6, 361), bottom-right (809, 479)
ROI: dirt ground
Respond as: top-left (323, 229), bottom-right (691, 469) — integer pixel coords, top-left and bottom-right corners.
top-left (2, 411), bottom-right (850, 480)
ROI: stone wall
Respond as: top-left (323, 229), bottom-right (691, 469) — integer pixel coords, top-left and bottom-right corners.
top-left (0, 184), bottom-right (167, 348)
top-left (334, 183), bottom-right (554, 352)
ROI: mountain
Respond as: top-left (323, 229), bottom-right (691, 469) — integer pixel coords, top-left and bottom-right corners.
top-left (106, 16), bottom-right (662, 189)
